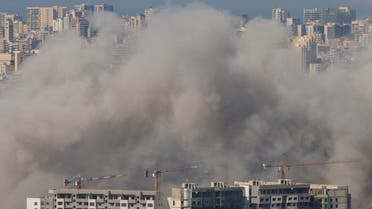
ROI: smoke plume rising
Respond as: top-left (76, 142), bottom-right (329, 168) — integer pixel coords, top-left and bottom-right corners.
top-left (0, 3), bottom-right (371, 209)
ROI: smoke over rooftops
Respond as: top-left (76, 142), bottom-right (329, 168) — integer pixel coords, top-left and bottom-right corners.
top-left (0, 3), bottom-right (370, 209)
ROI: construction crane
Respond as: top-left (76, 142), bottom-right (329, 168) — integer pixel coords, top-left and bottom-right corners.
top-left (64, 173), bottom-right (128, 189)
top-left (262, 160), bottom-right (357, 179)
top-left (145, 165), bottom-right (198, 192)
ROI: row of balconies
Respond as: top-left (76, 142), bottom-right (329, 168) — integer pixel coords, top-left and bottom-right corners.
top-left (56, 194), bottom-right (154, 201)
top-left (256, 195), bottom-right (312, 204)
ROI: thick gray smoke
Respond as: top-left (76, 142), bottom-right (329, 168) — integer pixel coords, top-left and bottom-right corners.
top-left (0, 3), bottom-right (370, 209)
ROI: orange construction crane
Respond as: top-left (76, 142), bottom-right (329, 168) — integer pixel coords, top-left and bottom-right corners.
top-left (145, 166), bottom-right (198, 192)
top-left (262, 160), bottom-right (357, 179)
top-left (64, 173), bottom-right (128, 189)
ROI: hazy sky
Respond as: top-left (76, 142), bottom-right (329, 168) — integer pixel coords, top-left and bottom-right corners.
top-left (0, 0), bottom-right (372, 20)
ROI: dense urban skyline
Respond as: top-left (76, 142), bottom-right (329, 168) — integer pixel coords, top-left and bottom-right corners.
top-left (2, 0), bottom-right (372, 18)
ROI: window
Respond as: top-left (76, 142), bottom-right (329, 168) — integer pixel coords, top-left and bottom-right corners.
top-left (288, 198), bottom-right (292, 201)
top-left (35, 202), bottom-right (38, 206)
top-left (173, 201), bottom-right (175, 206)
top-left (58, 202), bottom-right (63, 206)
top-left (147, 203), bottom-right (153, 207)
top-left (121, 203), bottom-right (127, 207)
top-left (273, 198), bottom-right (276, 201)
top-left (89, 203), bottom-right (95, 206)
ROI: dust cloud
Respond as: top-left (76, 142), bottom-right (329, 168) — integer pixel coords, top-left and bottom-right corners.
top-left (0, 3), bottom-right (370, 209)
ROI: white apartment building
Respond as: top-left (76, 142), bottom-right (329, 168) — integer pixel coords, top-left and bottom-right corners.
top-left (27, 189), bottom-right (163, 209)
top-left (234, 179), bottom-right (351, 209)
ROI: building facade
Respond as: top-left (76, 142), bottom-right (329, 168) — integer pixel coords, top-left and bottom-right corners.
top-left (310, 184), bottom-right (351, 209)
top-left (235, 179), bottom-right (313, 209)
top-left (27, 189), bottom-right (162, 209)
top-left (168, 182), bottom-right (245, 209)
top-left (234, 179), bottom-right (351, 209)
top-left (27, 7), bottom-right (41, 30)
top-left (272, 8), bottom-right (290, 24)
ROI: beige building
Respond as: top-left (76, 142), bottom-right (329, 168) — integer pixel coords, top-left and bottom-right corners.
top-left (27, 6), bottom-right (61, 31)
top-left (53, 6), bottom-right (67, 19)
top-left (40, 7), bottom-right (56, 31)
top-left (4, 19), bottom-right (13, 42)
top-left (0, 51), bottom-right (23, 72)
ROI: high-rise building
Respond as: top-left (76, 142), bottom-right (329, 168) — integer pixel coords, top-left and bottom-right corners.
top-left (144, 7), bottom-right (154, 19)
top-left (297, 24), bottom-right (306, 37)
top-left (304, 7), bottom-right (356, 24)
top-left (94, 4), bottom-right (114, 13)
top-left (72, 17), bottom-right (90, 38)
top-left (305, 23), bottom-right (324, 36)
top-left (168, 182), bottom-right (245, 209)
top-left (53, 6), bottom-right (68, 19)
top-left (0, 13), bottom-right (6, 28)
top-left (13, 20), bottom-right (23, 38)
top-left (287, 18), bottom-right (300, 36)
top-left (63, 16), bottom-right (70, 31)
top-left (74, 4), bottom-right (94, 17)
top-left (303, 8), bottom-right (327, 24)
top-left (272, 8), bottom-right (290, 24)
top-left (337, 6), bottom-right (356, 24)
top-left (53, 18), bottom-right (64, 32)
top-left (4, 19), bottom-right (13, 42)
top-left (27, 7), bottom-right (41, 30)
top-left (27, 188), bottom-right (161, 209)
top-left (40, 7), bottom-right (56, 31)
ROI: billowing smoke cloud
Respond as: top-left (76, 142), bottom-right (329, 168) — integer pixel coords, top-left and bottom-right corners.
top-left (0, 3), bottom-right (371, 209)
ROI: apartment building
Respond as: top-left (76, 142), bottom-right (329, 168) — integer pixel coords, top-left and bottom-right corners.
top-left (310, 184), bottom-right (351, 209)
top-left (168, 182), bottom-right (245, 209)
top-left (27, 189), bottom-right (162, 209)
top-left (235, 179), bottom-right (313, 209)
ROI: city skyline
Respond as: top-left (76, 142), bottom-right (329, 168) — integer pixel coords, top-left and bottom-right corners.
top-left (2, 0), bottom-right (372, 19)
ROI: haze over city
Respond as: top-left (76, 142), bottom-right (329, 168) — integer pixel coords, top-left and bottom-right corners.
top-left (0, 1), bottom-right (371, 209)
top-left (2, 0), bottom-right (372, 18)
